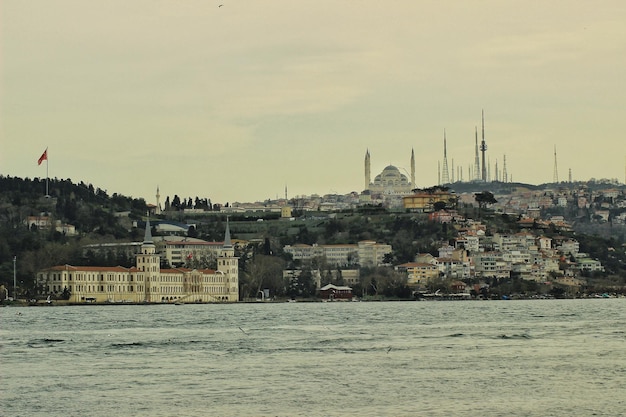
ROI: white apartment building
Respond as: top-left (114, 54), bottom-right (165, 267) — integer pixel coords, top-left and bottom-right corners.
top-left (559, 240), bottom-right (580, 256)
top-left (473, 252), bottom-right (511, 279)
top-left (284, 241), bottom-right (391, 267)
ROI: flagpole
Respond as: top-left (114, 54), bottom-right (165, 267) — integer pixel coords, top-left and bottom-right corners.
top-left (46, 154), bottom-right (49, 197)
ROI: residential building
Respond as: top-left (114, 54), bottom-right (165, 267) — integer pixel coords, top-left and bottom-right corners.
top-left (25, 215), bottom-right (77, 236)
top-left (395, 262), bottom-right (439, 288)
top-left (283, 241), bottom-right (391, 267)
top-left (402, 188), bottom-right (456, 212)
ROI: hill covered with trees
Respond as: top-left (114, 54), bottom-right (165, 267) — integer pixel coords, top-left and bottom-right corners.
top-left (1, 175), bottom-right (625, 300)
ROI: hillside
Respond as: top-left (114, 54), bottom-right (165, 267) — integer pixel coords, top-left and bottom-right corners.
top-left (1, 175), bottom-right (625, 300)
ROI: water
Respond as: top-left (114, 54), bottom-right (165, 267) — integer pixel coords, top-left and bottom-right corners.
top-left (2, 299), bottom-right (626, 416)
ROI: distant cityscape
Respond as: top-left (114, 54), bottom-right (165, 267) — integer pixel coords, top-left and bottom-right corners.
top-left (19, 168), bottom-right (625, 304)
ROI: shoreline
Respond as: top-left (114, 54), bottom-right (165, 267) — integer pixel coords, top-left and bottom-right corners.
top-left (2, 294), bottom-right (623, 307)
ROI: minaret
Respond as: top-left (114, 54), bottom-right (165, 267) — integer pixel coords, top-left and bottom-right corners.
top-left (137, 218), bottom-right (160, 303)
top-left (474, 127), bottom-right (480, 181)
top-left (155, 186), bottom-right (161, 215)
top-left (553, 145), bottom-right (559, 183)
top-left (441, 130), bottom-right (450, 184)
top-left (218, 217), bottom-right (239, 302)
top-left (410, 148), bottom-right (415, 188)
top-left (364, 149), bottom-right (371, 191)
top-left (480, 110), bottom-right (488, 181)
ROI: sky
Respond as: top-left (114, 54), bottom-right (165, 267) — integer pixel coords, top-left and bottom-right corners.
top-left (2, 1), bottom-right (625, 205)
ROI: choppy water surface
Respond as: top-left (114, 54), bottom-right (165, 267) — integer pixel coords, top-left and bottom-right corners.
top-left (2, 299), bottom-right (626, 416)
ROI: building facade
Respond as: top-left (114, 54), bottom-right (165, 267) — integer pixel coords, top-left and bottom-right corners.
top-left (283, 241), bottom-right (392, 267)
top-left (37, 220), bottom-right (239, 303)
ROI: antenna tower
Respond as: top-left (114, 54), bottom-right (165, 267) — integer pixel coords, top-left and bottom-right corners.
top-left (474, 126), bottom-right (480, 181)
top-left (451, 158), bottom-right (455, 183)
top-left (441, 130), bottom-right (450, 184)
top-left (480, 111), bottom-right (487, 181)
top-left (502, 155), bottom-right (508, 183)
top-left (437, 161), bottom-right (441, 185)
top-left (553, 146), bottom-right (559, 183)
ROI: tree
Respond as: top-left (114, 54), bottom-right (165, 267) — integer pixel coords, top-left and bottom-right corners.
top-left (61, 286), bottom-right (71, 300)
top-left (241, 255), bottom-right (286, 299)
top-left (433, 201), bottom-right (447, 212)
top-left (475, 191), bottom-right (497, 217)
top-left (288, 269), bottom-right (316, 298)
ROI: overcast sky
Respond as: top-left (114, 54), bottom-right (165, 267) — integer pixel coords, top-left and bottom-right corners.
top-left (2, 1), bottom-right (625, 204)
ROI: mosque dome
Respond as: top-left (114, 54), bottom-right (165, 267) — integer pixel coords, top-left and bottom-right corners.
top-left (373, 165), bottom-right (409, 190)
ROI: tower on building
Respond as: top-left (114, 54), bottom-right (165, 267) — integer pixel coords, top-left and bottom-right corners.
top-left (138, 218), bottom-right (160, 302)
top-left (218, 217), bottom-right (239, 301)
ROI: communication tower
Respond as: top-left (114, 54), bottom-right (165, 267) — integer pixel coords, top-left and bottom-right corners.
top-left (553, 146), bottom-right (559, 183)
top-left (480, 110), bottom-right (487, 181)
top-left (441, 130), bottom-right (450, 184)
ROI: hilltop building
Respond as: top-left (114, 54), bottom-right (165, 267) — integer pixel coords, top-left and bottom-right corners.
top-left (37, 219), bottom-right (239, 303)
top-left (402, 187), bottom-right (456, 212)
top-left (364, 149), bottom-right (415, 194)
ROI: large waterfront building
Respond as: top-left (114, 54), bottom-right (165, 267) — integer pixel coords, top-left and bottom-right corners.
top-left (37, 220), bottom-right (239, 303)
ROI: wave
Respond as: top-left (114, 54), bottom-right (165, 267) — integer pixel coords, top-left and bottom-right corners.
top-left (497, 333), bottom-right (532, 339)
top-left (27, 338), bottom-right (66, 348)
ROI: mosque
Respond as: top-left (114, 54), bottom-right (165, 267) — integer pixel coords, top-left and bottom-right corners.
top-left (364, 149), bottom-right (416, 194)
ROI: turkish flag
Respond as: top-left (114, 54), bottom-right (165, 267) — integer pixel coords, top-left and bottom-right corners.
top-left (38, 149), bottom-right (48, 165)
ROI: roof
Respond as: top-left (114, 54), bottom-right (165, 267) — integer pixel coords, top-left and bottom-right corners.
top-left (45, 265), bottom-right (131, 272)
top-left (165, 241), bottom-right (223, 247)
top-left (44, 264), bottom-right (221, 276)
top-left (320, 284), bottom-right (352, 291)
top-left (397, 262), bottom-right (438, 268)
